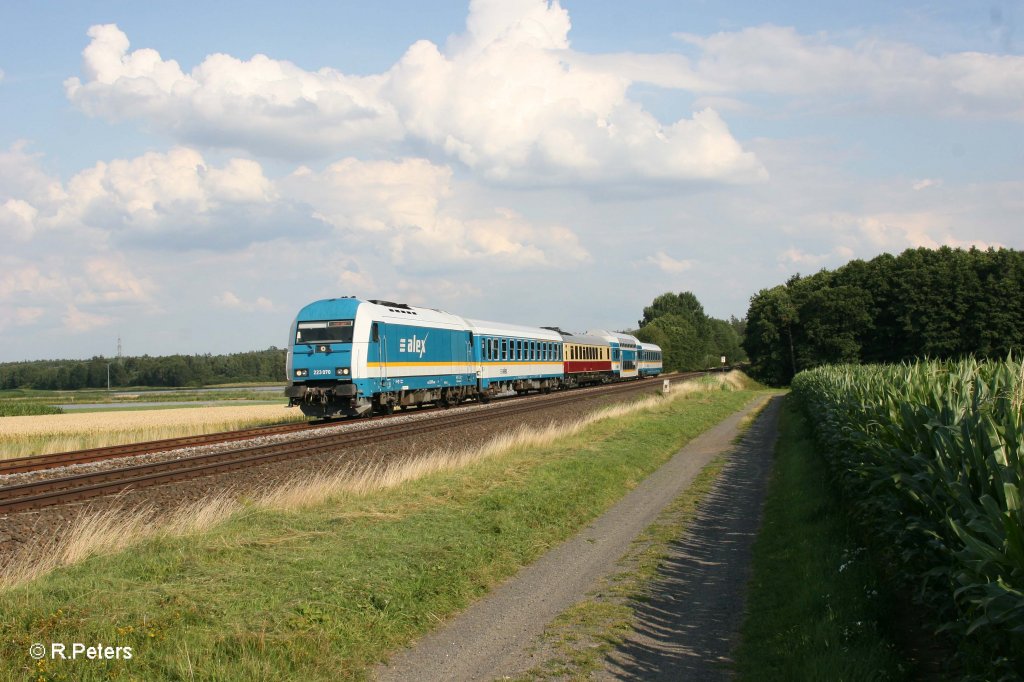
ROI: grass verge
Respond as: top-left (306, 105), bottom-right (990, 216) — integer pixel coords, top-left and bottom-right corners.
top-left (732, 396), bottom-right (906, 681)
top-left (1, 380), bottom-right (762, 681)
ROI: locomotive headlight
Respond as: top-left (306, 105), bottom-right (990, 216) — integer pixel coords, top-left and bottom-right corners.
top-left (337, 367), bottom-right (350, 376)
top-left (295, 368), bottom-right (309, 377)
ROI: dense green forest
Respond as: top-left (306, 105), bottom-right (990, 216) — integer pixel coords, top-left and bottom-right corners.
top-left (633, 292), bottom-right (747, 372)
top-left (0, 348), bottom-right (287, 390)
top-left (744, 246), bottom-right (1024, 385)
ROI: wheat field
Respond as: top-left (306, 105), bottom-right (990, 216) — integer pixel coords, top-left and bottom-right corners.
top-left (0, 404), bottom-right (305, 459)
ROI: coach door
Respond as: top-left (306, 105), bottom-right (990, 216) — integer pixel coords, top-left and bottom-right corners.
top-left (372, 322), bottom-right (389, 385)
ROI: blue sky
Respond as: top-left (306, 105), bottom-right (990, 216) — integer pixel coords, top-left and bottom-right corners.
top-left (1, 0), bottom-right (1022, 361)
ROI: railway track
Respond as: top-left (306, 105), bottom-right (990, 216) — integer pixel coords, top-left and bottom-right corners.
top-left (0, 375), bottom-right (691, 514)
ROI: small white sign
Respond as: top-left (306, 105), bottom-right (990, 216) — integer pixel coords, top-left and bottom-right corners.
top-left (662, 379), bottom-right (670, 394)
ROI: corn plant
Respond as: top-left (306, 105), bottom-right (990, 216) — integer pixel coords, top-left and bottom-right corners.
top-left (791, 358), bottom-right (1024, 674)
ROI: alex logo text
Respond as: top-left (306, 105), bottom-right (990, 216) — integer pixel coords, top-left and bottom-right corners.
top-left (399, 334), bottom-right (428, 358)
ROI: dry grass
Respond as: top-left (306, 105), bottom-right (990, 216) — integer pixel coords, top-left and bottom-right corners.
top-left (0, 373), bottom-right (750, 590)
top-left (0, 404), bottom-right (304, 460)
top-left (0, 493), bottom-right (243, 589)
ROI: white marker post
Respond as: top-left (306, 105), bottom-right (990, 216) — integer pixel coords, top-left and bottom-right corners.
top-left (662, 379), bottom-right (670, 394)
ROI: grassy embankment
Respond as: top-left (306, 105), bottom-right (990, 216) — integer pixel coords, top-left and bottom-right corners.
top-left (0, 375), bottom-right (763, 681)
top-left (733, 397), bottom-right (906, 680)
top-left (0, 404), bottom-right (305, 460)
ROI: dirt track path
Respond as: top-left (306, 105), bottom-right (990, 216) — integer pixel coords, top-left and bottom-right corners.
top-left (374, 394), bottom-right (781, 682)
top-left (596, 395), bottom-right (782, 680)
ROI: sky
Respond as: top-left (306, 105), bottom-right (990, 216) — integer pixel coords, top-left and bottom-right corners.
top-left (1, 0), bottom-right (1022, 361)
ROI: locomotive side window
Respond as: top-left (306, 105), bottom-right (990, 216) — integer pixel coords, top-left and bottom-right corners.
top-left (297, 320), bottom-right (354, 344)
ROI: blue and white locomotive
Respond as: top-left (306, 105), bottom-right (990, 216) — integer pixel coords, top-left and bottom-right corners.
top-left (286, 296), bottom-right (662, 418)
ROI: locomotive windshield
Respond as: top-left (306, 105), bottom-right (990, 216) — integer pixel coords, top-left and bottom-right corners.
top-left (295, 320), bottom-right (354, 344)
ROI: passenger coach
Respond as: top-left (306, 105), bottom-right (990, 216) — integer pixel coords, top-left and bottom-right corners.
top-left (638, 342), bottom-right (664, 377)
top-left (467, 319), bottom-right (563, 401)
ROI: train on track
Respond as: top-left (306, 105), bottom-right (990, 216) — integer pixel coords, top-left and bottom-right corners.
top-left (285, 297), bottom-right (663, 418)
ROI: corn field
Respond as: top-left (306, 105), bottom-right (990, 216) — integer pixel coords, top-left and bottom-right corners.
top-left (791, 359), bottom-right (1023, 674)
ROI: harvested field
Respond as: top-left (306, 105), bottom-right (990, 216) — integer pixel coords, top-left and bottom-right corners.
top-left (0, 404), bottom-right (304, 459)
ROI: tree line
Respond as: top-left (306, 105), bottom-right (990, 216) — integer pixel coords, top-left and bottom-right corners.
top-left (0, 348), bottom-right (287, 390)
top-left (743, 246), bottom-right (1024, 385)
top-left (633, 292), bottom-right (747, 371)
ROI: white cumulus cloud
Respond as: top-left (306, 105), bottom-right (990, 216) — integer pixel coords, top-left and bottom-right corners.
top-left (213, 291), bottom-right (274, 311)
top-left (280, 156), bottom-right (590, 268)
top-left (673, 25), bottom-right (1024, 118)
top-left (645, 251), bottom-right (694, 274)
top-left (63, 2), bottom-right (765, 185)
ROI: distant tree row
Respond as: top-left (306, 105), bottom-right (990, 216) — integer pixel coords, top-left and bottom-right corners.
top-left (744, 247), bottom-right (1024, 385)
top-left (0, 348), bottom-right (287, 390)
top-left (633, 292), bottom-right (747, 372)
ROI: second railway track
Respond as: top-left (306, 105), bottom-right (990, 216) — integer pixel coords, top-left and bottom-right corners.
top-left (0, 375), bottom-right (691, 515)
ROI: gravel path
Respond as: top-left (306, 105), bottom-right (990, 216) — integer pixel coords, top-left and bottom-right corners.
top-left (374, 394), bottom-right (780, 682)
top-left (596, 394), bottom-right (782, 680)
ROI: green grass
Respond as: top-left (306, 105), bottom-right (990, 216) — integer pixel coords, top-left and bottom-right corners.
top-left (0, 401), bottom-right (63, 416)
top-left (64, 400), bottom-right (286, 414)
top-left (733, 396), bottom-right (906, 681)
top-left (0, 388), bottom-right (764, 681)
top-left (0, 387), bottom-right (282, 408)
